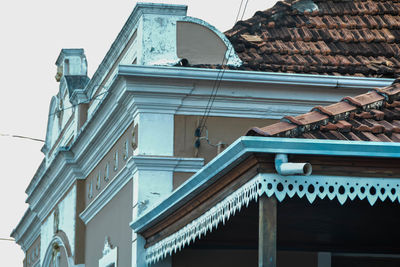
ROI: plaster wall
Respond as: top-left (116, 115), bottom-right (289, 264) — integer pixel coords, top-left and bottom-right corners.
top-left (137, 113), bottom-right (174, 156)
top-left (173, 172), bottom-right (195, 190)
top-left (84, 180), bottom-right (133, 267)
top-left (140, 14), bottom-right (181, 65)
top-left (40, 186), bottom-right (76, 266)
top-left (174, 115), bottom-right (277, 163)
top-left (177, 21), bottom-right (227, 65)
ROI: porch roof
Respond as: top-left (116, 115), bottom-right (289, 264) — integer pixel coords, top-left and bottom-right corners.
top-left (130, 137), bottom-right (400, 233)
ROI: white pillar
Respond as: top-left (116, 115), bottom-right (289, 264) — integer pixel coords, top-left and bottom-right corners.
top-left (132, 113), bottom-right (174, 267)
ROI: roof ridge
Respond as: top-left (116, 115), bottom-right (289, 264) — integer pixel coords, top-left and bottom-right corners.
top-left (246, 81), bottom-right (400, 137)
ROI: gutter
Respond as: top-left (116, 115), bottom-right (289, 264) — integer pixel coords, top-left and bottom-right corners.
top-left (118, 65), bottom-right (394, 89)
top-left (130, 136), bottom-right (400, 233)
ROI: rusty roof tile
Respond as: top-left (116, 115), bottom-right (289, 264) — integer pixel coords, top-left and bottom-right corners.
top-left (223, 0), bottom-right (400, 77)
top-left (246, 80), bottom-right (400, 142)
top-left (247, 121), bottom-right (297, 137)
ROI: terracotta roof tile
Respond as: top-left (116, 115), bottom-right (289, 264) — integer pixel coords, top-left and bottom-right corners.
top-left (223, 0), bottom-right (400, 77)
top-left (246, 81), bottom-right (400, 142)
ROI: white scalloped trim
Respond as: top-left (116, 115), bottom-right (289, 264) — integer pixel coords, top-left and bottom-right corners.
top-left (146, 173), bottom-right (400, 264)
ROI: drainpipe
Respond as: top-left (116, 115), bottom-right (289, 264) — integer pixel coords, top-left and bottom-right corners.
top-left (274, 154), bottom-right (312, 176)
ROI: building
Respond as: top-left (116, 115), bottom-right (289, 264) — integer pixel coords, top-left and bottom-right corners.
top-left (11, 1), bottom-right (400, 266)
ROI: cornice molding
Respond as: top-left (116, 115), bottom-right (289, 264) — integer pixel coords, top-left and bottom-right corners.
top-left (118, 65), bottom-right (394, 89)
top-left (80, 156), bottom-right (203, 225)
top-left (23, 58), bottom-right (395, 226)
top-left (26, 66), bottom-right (394, 221)
top-left (11, 209), bottom-right (40, 251)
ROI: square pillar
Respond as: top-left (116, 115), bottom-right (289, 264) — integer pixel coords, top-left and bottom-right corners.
top-left (259, 195), bottom-right (277, 267)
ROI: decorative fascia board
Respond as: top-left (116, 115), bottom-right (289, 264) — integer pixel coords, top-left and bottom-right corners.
top-left (118, 65), bottom-right (394, 89)
top-left (80, 156), bottom-right (203, 225)
top-left (144, 172), bottom-right (400, 264)
top-left (131, 137), bottom-right (400, 233)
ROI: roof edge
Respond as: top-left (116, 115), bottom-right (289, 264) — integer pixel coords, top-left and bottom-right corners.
top-left (131, 136), bottom-right (400, 233)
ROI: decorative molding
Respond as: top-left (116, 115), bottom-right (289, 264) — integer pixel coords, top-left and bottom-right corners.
top-left (103, 236), bottom-right (113, 256)
top-left (132, 156), bottom-right (204, 173)
top-left (11, 209), bottom-right (40, 252)
top-left (118, 65), bottom-right (393, 89)
top-left (145, 172), bottom-right (400, 264)
top-left (179, 16), bottom-right (242, 67)
top-left (25, 60), bottom-right (393, 222)
top-left (99, 236), bottom-right (118, 267)
top-left (145, 176), bottom-right (259, 264)
top-left (258, 173), bottom-right (400, 206)
top-left (131, 137), bottom-right (400, 233)
top-left (79, 158), bottom-right (134, 225)
top-left (80, 156), bottom-right (204, 225)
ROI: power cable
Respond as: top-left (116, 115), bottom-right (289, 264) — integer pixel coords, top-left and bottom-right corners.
top-left (49, 89), bottom-right (109, 117)
top-left (0, 133), bottom-right (44, 143)
top-left (197, 0), bottom-right (250, 138)
top-left (0, 238), bottom-right (15, 242)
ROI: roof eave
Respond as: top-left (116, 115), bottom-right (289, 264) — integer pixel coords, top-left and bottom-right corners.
top-left (118, 64), bottom-right (394, 88)
top-left (131, 136), bottom-right (400, 233)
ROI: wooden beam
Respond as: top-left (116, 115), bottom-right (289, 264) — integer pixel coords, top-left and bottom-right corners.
top-left (259, 195), bottom-right (277, 267)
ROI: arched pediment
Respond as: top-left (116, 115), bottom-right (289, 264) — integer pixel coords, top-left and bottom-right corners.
top-left (42, 232), bottom-right (74, 267)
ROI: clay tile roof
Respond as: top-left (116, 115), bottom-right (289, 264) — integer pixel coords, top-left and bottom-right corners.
top-left (225, 0), bottom-right (400, 78)
top-left (246, 81), bottom-right (400, 142)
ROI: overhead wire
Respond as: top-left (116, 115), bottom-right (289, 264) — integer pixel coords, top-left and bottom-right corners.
top-left (0, 237), bottom-right (15, 242)
top-left (0, 84), bottom-right (109, 143)
top-left (198, 0), bottom-right (249, 136)
top-left (48, 88), bottom-right (109, 117)
top-left (0, 133), bottom-right (44, 143)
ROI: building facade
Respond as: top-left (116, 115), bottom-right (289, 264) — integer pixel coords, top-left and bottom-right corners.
top-left (11, 1), bottom-right (400, 266)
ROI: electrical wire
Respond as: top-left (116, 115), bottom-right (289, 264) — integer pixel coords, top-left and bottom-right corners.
top-left (0, 85), bottom-right (109, 143)
top-left (198, 0), bottom-right (249, 136)
top-left (0, 238), bottom-right (15, 242)
top-left (0, 133), bottom-right (44, 143)
top-left (49, 89), bottom-right (109, 117)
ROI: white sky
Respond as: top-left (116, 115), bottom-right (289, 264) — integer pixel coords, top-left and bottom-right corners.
top-left (0, 0), bottom-right (277, 265)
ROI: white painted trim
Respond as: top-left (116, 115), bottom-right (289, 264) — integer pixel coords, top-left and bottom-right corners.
top-left (99, 237), bottom-right (118, 267)
top-left (25, 64), bottom-right (392, 223)
top-left (80, 156), bottom-right (203, 225)
top-left (42, 236), bottom-right (75, 267)
top-left (11, 209), bottom-right (40, 251)
top-left (118, 65), bottom-right (393, 89)
top-left (179, 16), bottom-right (242, 67)
top-left (132, 156), bottom-right (204, 172)
top-left (79, 158), bottom-right (134, 225)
